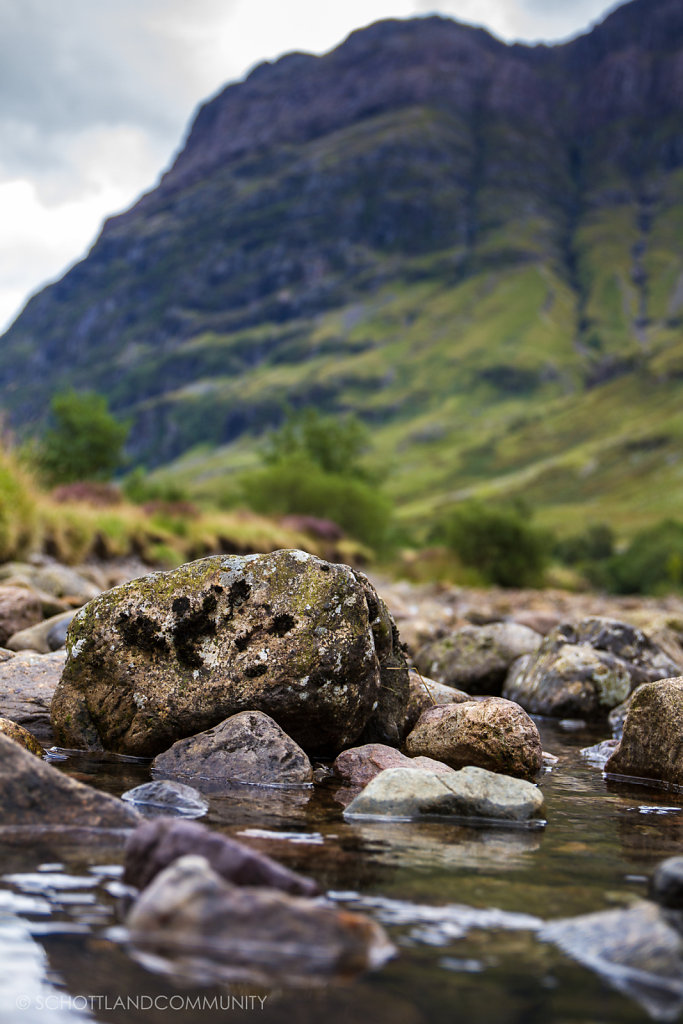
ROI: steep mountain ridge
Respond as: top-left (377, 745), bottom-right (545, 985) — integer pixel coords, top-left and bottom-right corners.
top-left (2, 0), bottom-right (683, 533)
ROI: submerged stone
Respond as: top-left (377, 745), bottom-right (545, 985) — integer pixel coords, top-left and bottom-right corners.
top-left (121, 780), bottom-right (209, 817)
top-left (123, 818), bottom-right (318, 896)
top-left (126, 854), bottom-right (395, 983)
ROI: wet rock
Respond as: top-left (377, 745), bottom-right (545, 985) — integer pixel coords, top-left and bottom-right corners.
top-left (0, 585), bottom-right (43, 646)
top-left (541, 901), bottom-right (683, 1020)
top-left (343, 765), bottom-right (544, 822)
top-left (403, 668), bottom-right (471, 732)
top-left (332, 742), bottom-right (452, 789)
top-left (0, 716), bottom-right (45, 757)
top-left (605, 677), bottom-right (683, 786)
top-left (333, 743), bottom-right (411, 788)
top-left (415, 623), bottom-right (542, 695)
top-left (580, 738), bottom-right (619, 768)
top-left (51, 550), bottom-right (409, 757)
top-left (650, 857), bottom-right (683, 911)
top-left (607, 689), bottom-right (636, 739)
top-left (7, 610), bottom-right (77, 654)
top-left (153, 710), bottom-right (313, 786)
top-left (121, 780), bottom-right (209, 818)
top-left (123, 818), bottom-right (319, 896)
top-left (503, 617), bottom-right (679, 718)
top-left (0, 649), bottom-right (65, 744)
top-left (46, 611), bottom-right (77, 650)
top-left (0, 731), bottom-right (139, 827)
top-left (405, 697), bottom-right (543, 780)
top-left (126, 854), bottom-right (394, 982)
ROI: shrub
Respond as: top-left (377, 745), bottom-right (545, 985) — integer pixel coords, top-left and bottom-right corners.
top-left (600, 519), bottom-right (683, 594)
top-left (240, 455), bottom-right (393, 551)
top-left (433, 500), bottom-right (551, 588)
top-left (263, 408), bottom-right (371, 478)
top-left (36, 390), bottom-right (130, 484)
top-left (554, 523), bottom-right (615, 565)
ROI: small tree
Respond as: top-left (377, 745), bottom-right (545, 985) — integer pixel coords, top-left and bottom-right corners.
top-left (240, 407), bottom-right (393, 550)
top-left (263, 408), bottom-right (371, 478)
top-left (37, 390), bottom-right (130, 484)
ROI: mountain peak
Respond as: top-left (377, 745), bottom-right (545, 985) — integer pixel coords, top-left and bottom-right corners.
top-left (2, 2), bottom-right (683, 532)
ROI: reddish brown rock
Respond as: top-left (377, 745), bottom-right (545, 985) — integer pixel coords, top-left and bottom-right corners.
top-left (124, 817), bottom-right (318, 895)
top-left (405, 697), bottom-right (543, 780)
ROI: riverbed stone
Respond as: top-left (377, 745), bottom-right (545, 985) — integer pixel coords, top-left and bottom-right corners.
top-left (123, 818), bottom-right (319, 896)
top-left (121, 780), bottom-right (209, 817)
top-left (650, 856), bottom-right (683, 912)
top-left (0, 585), bottom-right (43, 646)
top-left (405, 697), bottom-right (543, 780)
top-left (344, 765), bottom-right (544, 822)
top-left (332, 742), bottom-right (453, 788)
top-left (605, 677), bottom-right (683, 786)
top-left (415, 622), bottom-right (542, 695)
top-left (503, 617), bottom-right (680, 718)
top-left (0, 731), bottom-right (139, 827)
top-left (541, 901), bottom-right (683, 1018)
top-left (0, 562), bottom-right (101, 604)
top-left (7, 610), bottom-right (77, 654)
top-left (0, 716), bottom-right (45, 757)
top-left (0, 649), bottom-right (65, 744)
top-left (153, 710), bottom-right (313, 785)
top-left (403, 668), bottom-right (471, 732)
top-left (126, 853), bottom-right (394, 982)
top-left (50, 550), bottom-right (409, 757)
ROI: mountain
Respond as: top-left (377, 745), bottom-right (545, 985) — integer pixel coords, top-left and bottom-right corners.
top-left (2, 0), bottom-right (683, 535)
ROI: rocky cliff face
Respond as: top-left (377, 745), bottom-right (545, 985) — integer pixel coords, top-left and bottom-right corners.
top-left (1, 0), bottom-right (683, 525)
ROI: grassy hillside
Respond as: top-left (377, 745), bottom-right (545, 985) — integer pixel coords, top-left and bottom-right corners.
top-left (1, 2), bottom-right (683, 542)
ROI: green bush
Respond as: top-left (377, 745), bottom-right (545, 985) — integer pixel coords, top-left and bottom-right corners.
top-left (433, 500), bottom-right (551, 588)
top-left (263, 408), bottom-right (371, 478)
top-left (599, 519), bottom-right (683, 594)
top-left (36, 390), bottom-right (130, 484)
top-left (240, 455), bottom-right (392, 551)
top-left (554, 523), bottom-right (615, 565)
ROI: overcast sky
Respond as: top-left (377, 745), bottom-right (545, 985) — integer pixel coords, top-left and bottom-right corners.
top-left (0, 0), bottom-right (618, 332)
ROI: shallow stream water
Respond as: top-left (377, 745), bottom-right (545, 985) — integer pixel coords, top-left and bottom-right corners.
top-left (1, 720), bottom-right (682, 1024)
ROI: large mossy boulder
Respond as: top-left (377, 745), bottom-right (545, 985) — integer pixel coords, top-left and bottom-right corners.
top-left (51, 550), bottom-right (408, 757)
